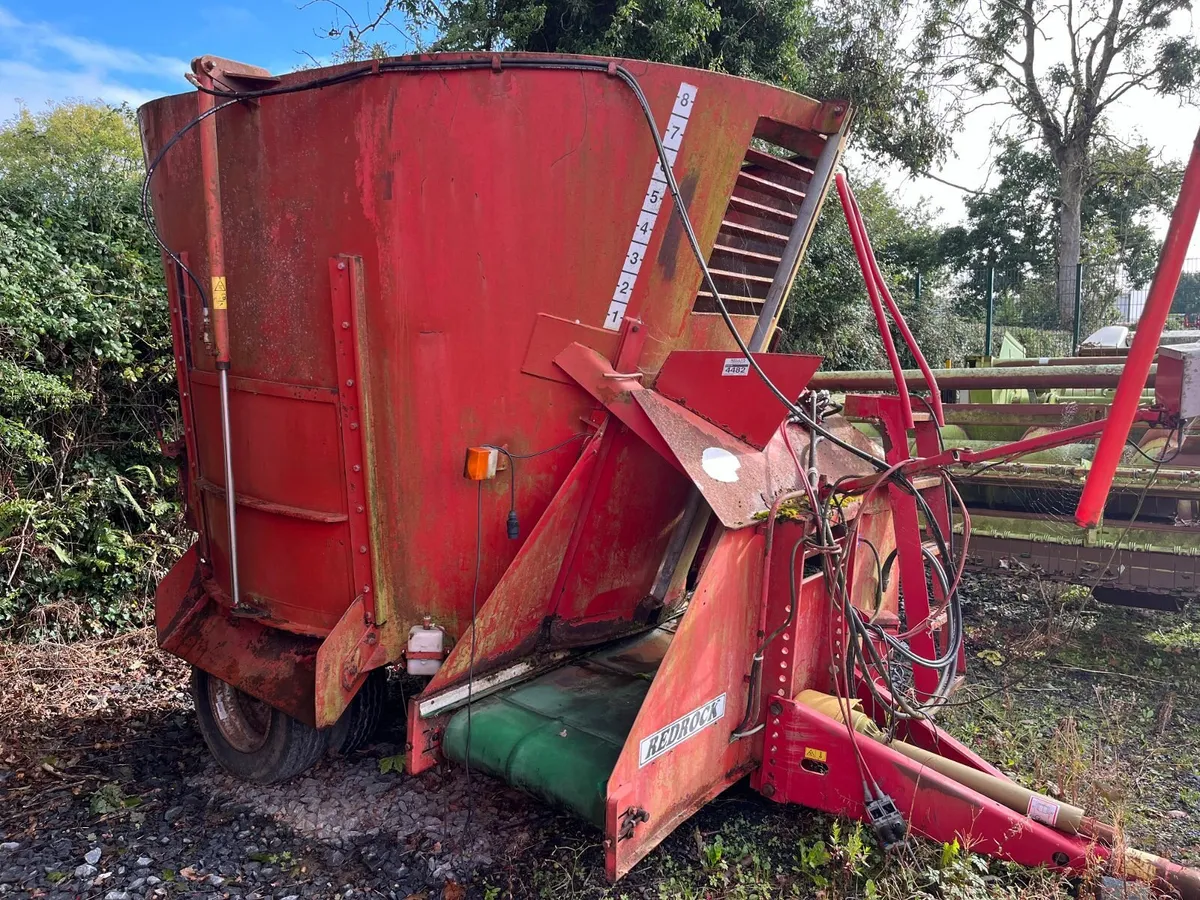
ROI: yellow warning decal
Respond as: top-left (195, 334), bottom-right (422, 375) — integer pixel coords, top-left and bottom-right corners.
top-left (211, 276), bottom-right (228, 310)
top-left (804, 747), bottom-right (827, 763)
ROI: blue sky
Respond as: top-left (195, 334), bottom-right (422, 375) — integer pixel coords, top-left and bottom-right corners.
top-left (0, 1), bottom-right (401, 121)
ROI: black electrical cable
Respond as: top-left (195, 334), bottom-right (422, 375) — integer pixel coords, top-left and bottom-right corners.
top-left (462, 479), bottom-right (482, 848)
top-left (1124, 422), bottom-right (1187, 464)
top-left (140, 98), bottom-right (239, 313)
top-left (480, 433), bottom-right (593, 540)
top-left (502, 432), bottom-right (592, 459)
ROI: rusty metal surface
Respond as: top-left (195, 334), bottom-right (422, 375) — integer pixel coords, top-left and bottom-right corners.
top-left (156, 547), bottom-right (321, 727)
top-left (651, 350), bottom-right (821, 449)
top-left (141, 54), bottom-right (845, 677)
top-left (605, 527), bottom-right (764, 879)
top-left (965, 511), bottom-right (1200, 601)
top-left (634, 389), bottom-right (772, 528)
top-left (314, 595), bottom-right (388, 727)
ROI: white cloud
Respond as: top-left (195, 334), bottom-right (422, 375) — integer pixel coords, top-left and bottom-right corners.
top-left (0, 4), bottom-right (189, 122)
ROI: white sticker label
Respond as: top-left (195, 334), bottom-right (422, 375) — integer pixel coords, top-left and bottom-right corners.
top-left (639, 693), bottom-right (726, 767)
top-left (722, 357), bottom-right (750, 376)
top-left (642, 182), bottom-right (667, 215)
top-left (605, 301), bottom-right (627, 330)
top-left (623, 240), bottom-right (647, 275)
top-left (604, 81), bottom-right (698, 331)
top-left (1027, 795), bottom-right (1060, 827)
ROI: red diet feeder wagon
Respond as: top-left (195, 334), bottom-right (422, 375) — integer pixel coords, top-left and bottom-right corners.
top-left (140, 52), bottom-right (1200, 892)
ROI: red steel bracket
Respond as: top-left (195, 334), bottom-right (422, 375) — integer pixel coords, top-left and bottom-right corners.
top-left (329, 256), bottom-right (378, 623)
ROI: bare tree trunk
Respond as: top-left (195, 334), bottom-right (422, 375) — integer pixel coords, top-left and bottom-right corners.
top-left (1056, 148), bottom-right (1086, 325)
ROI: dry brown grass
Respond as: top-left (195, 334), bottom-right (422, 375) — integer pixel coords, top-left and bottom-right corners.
top-left (0, 627), bottom-right (188, 761)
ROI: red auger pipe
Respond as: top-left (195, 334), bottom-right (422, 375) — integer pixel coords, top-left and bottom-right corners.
top-left (836, 173), bottom-right (914, 430)
top-left (844, 182), bottom-right (945, 426)
top-left (1075, 125), bottom-right (1200, 528)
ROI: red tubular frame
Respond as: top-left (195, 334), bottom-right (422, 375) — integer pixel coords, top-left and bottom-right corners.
top-left (836, 407), bottom-right (1164, 496)
top-left (195, 70), bottom-right (230, 366)
top-left (1076, 124), bottom-right (1200, 527)
top-left (842, 179), bottom-right (945, 426)
top-left (836, 173), bottom-right (915, 430)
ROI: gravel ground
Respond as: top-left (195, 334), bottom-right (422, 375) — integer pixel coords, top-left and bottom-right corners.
top-left (0, 649), bottom-right (551, 900)
top-left (5, 574), bottom-right (1200, 900)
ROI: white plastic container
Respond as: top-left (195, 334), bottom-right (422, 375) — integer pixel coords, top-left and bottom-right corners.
top-left (406, 618), bottom-right (445, 676)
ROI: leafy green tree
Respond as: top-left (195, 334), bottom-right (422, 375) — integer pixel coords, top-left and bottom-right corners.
top-left (0, 103), bottom-right (184, 639)
top-left (918, 0), bottom-right (1200, 322)
top-left (318, 0), bottom-right (952, 172)
top-left (778, 180), bottom-right (965, 369)
top-left (1172, 271), bottom-right (1200, 316)
top-left (940, 136), bottom-right (1181, 332)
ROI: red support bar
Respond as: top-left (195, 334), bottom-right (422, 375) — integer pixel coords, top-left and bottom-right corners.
top-left (844, 183), bottom-right (945, 426)
top-left (835, 173), bottom-right (914, 430)
top-left (1076, 125), bottom-right (1200, 527)
top-left (835, 405), bottom-right (1162, 495)
top-left (195, 70), bottom-right (230, 366)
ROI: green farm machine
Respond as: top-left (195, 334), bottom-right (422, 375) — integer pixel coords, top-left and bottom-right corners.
top-left (814, 335), bottom-right (1200, 609)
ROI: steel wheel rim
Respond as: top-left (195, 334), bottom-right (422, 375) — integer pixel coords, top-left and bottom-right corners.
top-left (207, 678), bottom-right (272, 753)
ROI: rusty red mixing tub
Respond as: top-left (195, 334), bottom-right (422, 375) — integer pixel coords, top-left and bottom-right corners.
top-left (141, 52), bottom-right (1200, 894)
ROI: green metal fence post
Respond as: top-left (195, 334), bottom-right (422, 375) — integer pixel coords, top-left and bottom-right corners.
top-left (984, 266), bottom-right (994, 356)
top-left (1072, 262), bottom-right (1084, 352)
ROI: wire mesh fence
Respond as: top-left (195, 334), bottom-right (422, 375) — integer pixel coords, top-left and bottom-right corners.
top-left (924, 256), bottom-right (1200, 360)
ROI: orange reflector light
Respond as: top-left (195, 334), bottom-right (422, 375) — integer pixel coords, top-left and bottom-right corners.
top-left (464, 446), bottom-right (498, 480)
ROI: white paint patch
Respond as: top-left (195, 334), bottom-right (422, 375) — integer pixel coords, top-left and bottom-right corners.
top-left (604, 81), bottom-right (698, 331)
top-left (701, 447), bottom-right (741, 483)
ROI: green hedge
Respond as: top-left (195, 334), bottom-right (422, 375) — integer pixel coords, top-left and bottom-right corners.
top-left (0, 103), bottom-right (187, 640)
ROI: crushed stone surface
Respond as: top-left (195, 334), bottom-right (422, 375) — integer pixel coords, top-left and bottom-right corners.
top-left (0, 645), bottom-right (553, 900)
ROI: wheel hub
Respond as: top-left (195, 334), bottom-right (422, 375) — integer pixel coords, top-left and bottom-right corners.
top-left (207, 678), bottom-right (271, 753)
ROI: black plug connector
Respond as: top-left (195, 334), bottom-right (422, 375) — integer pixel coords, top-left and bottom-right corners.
top-left (865, 794), bottom-right (907, 851)
top-left (506, 509), bottom-right (520, 540)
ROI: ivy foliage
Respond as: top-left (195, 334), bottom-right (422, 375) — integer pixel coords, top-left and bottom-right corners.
top-left (0, 102), bottom-right (185, 640)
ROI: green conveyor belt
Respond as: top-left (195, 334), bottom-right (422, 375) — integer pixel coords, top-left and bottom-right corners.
top-left (442, 629), bottom-right (671, 826)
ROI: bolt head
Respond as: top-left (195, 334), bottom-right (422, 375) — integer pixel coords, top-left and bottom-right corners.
top-left (346, 379), bottom-right (354, 387)
top-left (762, 783), bottom-right (776, 798)
top-left (342, 321), bottom-right (350, 329)
top-left (769, 701), bottom-right (783, 716)
top-left (337, 261), bottom-right (346, 270)
top-left (359, 545), bottom-right (368, 553)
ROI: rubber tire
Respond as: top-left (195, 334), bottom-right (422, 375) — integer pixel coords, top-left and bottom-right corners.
top-left (330, 668), bottom-right (388, 756)
top-left (190, 667), bottom-right (330, 784)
